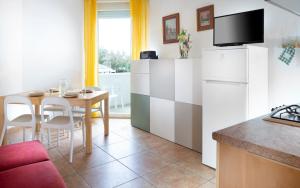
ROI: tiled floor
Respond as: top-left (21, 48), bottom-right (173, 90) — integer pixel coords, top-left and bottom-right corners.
top-left (7, 118), bottom-right (216, 188)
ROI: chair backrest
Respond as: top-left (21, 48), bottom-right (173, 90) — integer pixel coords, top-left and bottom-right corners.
top-left (0, 96), bottom-right (36, 143)
top-left (41, 97), bottom-right (74, 127)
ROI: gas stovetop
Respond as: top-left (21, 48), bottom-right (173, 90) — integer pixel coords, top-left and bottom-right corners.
top-left (270, 104), bottom-right (300, 122)
top-left (263, 104), bottom-right (300, 127)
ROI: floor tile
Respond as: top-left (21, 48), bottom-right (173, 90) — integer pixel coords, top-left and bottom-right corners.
top-left (143, 163), bottom-right (207, 188)
top-left (91, 124), bottom-right (105, 137)
top-left (53, 157), bottom-right (77, 177)
top-left (116, 177), bottom-right (154, 188)
top-left (113, 126), bottom-right (151, 140)
top-left (80, 161), bottom-right (138, 188)
top-left (100, 140), bottom-right (146, 159)
top-left (176, 157), bottom-right (215, 180)
top-left (150, 142), bottom-right (199, 163)
top-left (199, 182), bottom-right (216, 188)
top-left (119, 151), bottom-right (170, 175)
top-left (133, 134), bottom-right (170, 149)
top-left (93, 132), bottom-right (126, 147)
top-left (209, 177), bottom-right (216, 184)
top-left (71, 147), bottom-right (115, 172)
top-left (57, 137), bottom-right (86, 156)
top-left (47, 148), bottom-right (64, 161)
top-left (64, 174), bottom-right (91, 188)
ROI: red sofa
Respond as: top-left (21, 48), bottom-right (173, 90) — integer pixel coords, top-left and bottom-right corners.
top-left (0, 141), bottom-right (66, 188)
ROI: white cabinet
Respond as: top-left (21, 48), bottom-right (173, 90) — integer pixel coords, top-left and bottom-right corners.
top-left (131, 60), bottom-right (151, 132)
top-left (202, 46), bottom-right (268, 168)
top-left (202, 80), bottom-right (248, 168)
top-left (175, 59), bottom-right (202, 105)
top-left (131, 60), bottom-right (150, 95)
top-left (131, 74), bottom-right (149, 96)
top-left (150, 97), bottom-right (175, 142)
top-left (202, 48), bottom-right (248, 83)
top-left (132, 58), bottom-right (202, 146)
top-left (150, 59), bottom-right (175, 100)
top-left (131, 60), bottom-right (150, 74)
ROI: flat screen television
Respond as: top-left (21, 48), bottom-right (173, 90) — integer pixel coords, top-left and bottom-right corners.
top-left (214, 9), bottom-right (264, 47)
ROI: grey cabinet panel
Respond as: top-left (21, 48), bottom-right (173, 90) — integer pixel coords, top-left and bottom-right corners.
top-left (175, 102), bottom-right (202, 152)
top-left (150, 60), bottom-right (175, 100)
top-left (131, 93), bottom-right (150, 132)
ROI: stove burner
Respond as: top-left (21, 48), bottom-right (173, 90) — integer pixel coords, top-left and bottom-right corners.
top-left (270, 104), bottom-right (300, 122)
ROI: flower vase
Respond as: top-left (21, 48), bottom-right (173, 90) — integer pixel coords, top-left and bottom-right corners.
top-left (179, 43), bottom-right (189, 59)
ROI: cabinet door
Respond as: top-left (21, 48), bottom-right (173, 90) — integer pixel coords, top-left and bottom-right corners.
top-left (131, 60), bottom-right (149, 74)
top-left (202, 49), bottom-right (248, 83)
top-left (175, 102), bottom-right (202, 152)
top-left (150, 60), bottom-right (175, 100)
top-left (131, 93), bottom-right (150, 132)
top-left (202, 80), bottom-right (248, 168)
top-left (150, 97), bottom-right (175, 141)
top-left (175, 59), bottom-right (202, 105)
top-left (131, 74), bottom-right (149, 95)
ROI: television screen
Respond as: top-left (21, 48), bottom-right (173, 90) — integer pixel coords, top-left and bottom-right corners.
top-left (214, 9), bottom-right (264, 47)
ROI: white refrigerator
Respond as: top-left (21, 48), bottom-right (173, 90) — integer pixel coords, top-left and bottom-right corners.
top-left (202, 46), bottom-right (268, 168)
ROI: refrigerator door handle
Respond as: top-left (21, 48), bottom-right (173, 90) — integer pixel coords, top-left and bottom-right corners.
top-left (203, 80), bottom-right (248, 85)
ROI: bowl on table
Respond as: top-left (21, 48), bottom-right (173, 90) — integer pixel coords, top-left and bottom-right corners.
top-left (80, 89), bottom-right (93, 94)
top-left (28, 91), bottom-right (45, 97)
top-left (63, 91), bottom-right (79, 98)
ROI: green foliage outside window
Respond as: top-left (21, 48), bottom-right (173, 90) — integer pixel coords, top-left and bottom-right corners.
top-left (99, 49), bottom-right (131, 73)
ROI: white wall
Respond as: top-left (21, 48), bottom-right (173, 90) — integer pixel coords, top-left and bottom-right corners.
top-left (149, 0), bottom-right (300, 107)
top-left (0, 0), bottom-right (84, 95)
top-left (22, 0), bottom-right (84, 90)
top-left (0, 0), bottom-right (23, 95)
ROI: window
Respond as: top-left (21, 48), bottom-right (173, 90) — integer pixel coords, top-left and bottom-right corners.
top-left (97, 10), bottom-right (131, 116)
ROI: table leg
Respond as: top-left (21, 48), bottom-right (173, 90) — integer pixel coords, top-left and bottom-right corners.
top-left (35, 105), bottom-right (41, 133)
top-left (85, 104), bottom-right (92, 154)
top-left (104, 97), bottom-right (109, 136)
top-left (0, 97), bottom-right (6, 146)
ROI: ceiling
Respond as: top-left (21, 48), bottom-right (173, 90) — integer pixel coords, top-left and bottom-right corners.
top-left (266, 0), bottom-right (300, 16)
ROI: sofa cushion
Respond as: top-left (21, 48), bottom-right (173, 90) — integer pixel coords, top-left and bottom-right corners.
top-left (0, 161), bottom-right (66, 188)
top-left (0, 140), bottom-right (49, 171)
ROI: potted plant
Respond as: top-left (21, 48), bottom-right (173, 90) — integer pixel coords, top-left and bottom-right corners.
top-left (177, 29), bottom-right (192, 59)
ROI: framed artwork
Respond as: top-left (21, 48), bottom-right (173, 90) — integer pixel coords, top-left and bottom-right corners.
top-left (162, 13), bottom-right (180, 44)
top-left (197, 5), bottom-right (214, 31)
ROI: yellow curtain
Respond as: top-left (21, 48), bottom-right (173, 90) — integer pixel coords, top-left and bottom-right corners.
top-left (84, 0), bottom-right (100, 117)
top-left (130, 0), bottom-right (149, 61)
top-left (84, 0), bottom-right (97, 87)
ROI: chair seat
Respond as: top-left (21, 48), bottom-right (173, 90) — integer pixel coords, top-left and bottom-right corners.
top-left (47, 116), bottom-right (82, 125)
top-left (72, 107), bottom-right (100, 114)
top-left (0, 141), bottom-right (49, 172)
top-left (0, 161), bottom-right (66, 188)
top-left (11, 114), bottom-right (49, 123)
top-left (44, 105), bottom-right (65, 112)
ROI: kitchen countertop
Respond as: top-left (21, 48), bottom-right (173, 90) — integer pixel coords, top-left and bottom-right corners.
top-left (213, 116), bottom-right (300, 169)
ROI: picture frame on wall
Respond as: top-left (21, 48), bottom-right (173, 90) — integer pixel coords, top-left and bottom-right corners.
top-left (162, 13), bottom-right (180, 44)
top-left (197, 5), bottom-right (214, 31)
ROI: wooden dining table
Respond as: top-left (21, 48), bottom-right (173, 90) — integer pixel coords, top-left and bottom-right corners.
top-left (0, 90), bottom-right (109, 154)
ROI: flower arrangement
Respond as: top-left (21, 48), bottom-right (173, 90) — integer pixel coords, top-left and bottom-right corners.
top-left (177, 29), bottom-right (192, 58)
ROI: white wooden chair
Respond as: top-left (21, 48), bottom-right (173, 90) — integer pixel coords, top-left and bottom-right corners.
top-left (41, 97), bottom-right (85, 163)
top-left (44, 105), bottom-right (66, 115)
top-left (1, 96), bottom-right (47, 143)
top-left (72, 87), bottom-right (104, 118)
top-left (43, 104), bottom-right (67, 141)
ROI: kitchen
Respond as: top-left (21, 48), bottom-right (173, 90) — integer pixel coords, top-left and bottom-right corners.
top-left (133, 0), bottom-right (300, 187)
top-left (208, 1), bottom-right (300, 187)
